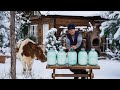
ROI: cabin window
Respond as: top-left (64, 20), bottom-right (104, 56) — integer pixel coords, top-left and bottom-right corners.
top-left (29, 24), bottom-right (38, 42)
top-left (43, 24), bottom-right (49, 41)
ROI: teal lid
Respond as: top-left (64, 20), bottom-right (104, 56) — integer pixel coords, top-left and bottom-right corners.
top-left (81, 48), bottom-right (85, 51)
top-left (49, 48), bottom-right (54, 51)
top-left (59, 46), bottom-right (63, 50)
top-left (70, 48), bottom-right (75, 52)
top-left (91, 48), bottom-right (95, 51)
top-left (59, 48), bottom-right (64, 51)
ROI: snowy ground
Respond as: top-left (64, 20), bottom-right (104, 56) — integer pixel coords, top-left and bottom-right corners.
top-left (0, 57), bottom-right (120, 79)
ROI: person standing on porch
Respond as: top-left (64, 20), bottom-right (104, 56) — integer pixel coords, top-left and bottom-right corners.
top-left (66, 23), bottom-right (88, 79)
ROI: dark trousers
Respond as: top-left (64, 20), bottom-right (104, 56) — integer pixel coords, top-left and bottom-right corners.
top-left (70, 69), bottom-right (88, 79)
top-left (69, 47), bottom-right (88, 79)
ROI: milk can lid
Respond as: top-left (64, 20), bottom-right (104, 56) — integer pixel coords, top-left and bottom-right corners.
top-left (70, 48), bottom-right (75, 52)
top-left (81, 48), bottom-right (85, 51)
top-left (91, 48), bottom-right (95, 51)
top-left (49, 47), bottom-right (54, 51)
top-left (59, 48), bottom-right (64, 51)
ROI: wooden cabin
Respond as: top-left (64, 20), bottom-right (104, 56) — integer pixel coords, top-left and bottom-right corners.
top-left (28, 11), bottom-right (107, 56)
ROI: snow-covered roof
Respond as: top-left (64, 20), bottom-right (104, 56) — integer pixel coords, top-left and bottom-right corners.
top-left (40, 11), bottom-right (101, 17)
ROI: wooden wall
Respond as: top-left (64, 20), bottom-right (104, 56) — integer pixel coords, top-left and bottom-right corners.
top-left (31, 15), bottom-right (102, 55)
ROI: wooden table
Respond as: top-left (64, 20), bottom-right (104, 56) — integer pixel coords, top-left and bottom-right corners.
top-left (46, 64), bottom-right (100, 79)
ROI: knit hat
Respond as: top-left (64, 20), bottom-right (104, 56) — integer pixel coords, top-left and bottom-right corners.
top-left (67, 23), bottom-right (76, 30)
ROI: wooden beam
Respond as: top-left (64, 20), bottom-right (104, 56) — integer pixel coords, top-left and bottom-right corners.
top-left (10, 11), bottom-right (16, 79)
top-left (46, 64), bottom-right (100, 69)
top-left (54, 74), bottom-right (90, 77)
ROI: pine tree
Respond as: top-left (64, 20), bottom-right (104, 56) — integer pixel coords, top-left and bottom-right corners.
top-left (0, 11), bottom-right (31, 55)
top-left (58, 29), bottom-right (67, 50)
top-left (100, 11), bottom-right (120, 50)
top-left (0, 11), bottom-right (10, 54)
top-left (15, 11), bottom-right (31, 40)
top-left (43, 28), bottom-right (69, 55)
top-left (43, 28), bottom-right (62, 53)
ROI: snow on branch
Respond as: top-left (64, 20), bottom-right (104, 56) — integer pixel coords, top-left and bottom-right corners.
top-left (114, 27), bottom-right (120, 40)
top-left (43, 28), bottom-right (59, 53)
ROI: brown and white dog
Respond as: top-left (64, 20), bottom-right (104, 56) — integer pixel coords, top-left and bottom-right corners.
top-left (16, 38), bottom-right (47, 75)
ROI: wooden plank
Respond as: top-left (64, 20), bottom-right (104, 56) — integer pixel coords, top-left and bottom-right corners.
top-left (0, 55), bottom-right (11, 58)
top-left (46, 64), bottom-right (100, 69)
top-left (53, 74), bottom-right (90, 77)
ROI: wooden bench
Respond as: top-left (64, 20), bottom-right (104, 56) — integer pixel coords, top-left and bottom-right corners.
top-left (0, 55), bottom-right (11, 63)
top-left (46, 64), bottom-right (100, 79)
